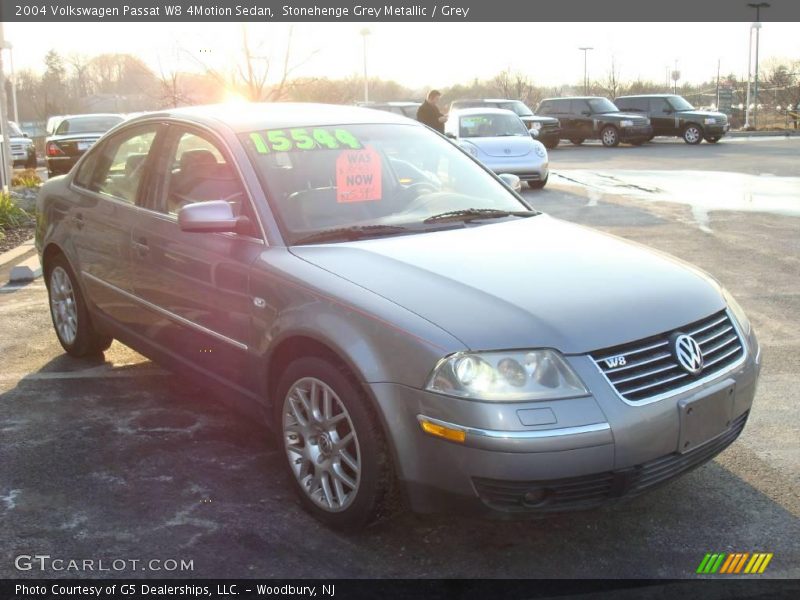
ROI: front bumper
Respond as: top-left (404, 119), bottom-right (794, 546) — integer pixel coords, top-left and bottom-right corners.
top-left (619, 125), bottom-right (654, 142)
top-left (488, 161), bottom-right (549, 183)
top-left (369, 327), bottom-right (760, 515)
top-left (704, 124), bottom-right (729, 136)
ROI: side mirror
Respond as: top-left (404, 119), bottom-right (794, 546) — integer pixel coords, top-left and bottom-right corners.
top-left (445, 132), bottom-right (456, 139)
top-left (178, 200), bottom-right (238, 233)
top-left (498, 173), bottom-right (522, 194)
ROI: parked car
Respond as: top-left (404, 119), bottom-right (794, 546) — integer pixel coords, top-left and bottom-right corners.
top-left (614, 94), bottom-right (730, 144)
top-left (445, 108), bottom-right (549, 188)
top-left (450, 99), bottom-right (561, 149)
top-left (45, 113), bottom-right (125, 176)
top-left (357, 101), bottom-right (421, 118)
top-left (36, 103), bottom-right (759, 530)
top-left (536, 97), bottom-right (652, 147)
top-left (7, 121), bottom-right (37, 168)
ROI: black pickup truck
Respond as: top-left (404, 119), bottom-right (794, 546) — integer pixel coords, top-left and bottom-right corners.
top-left (614, 94), bottom-right (729, 144)
top-left (536, 97), bottom-right (652, 147)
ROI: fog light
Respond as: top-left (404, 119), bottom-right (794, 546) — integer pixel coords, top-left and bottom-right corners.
top-left (523, 489), bottom-right (548, 506)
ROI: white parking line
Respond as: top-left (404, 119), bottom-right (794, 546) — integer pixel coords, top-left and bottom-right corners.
top-left (0, 364), bottom-right (169, 383)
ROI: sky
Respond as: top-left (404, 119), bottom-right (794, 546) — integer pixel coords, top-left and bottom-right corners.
top-left (4, 22), bottom-right (800, 90)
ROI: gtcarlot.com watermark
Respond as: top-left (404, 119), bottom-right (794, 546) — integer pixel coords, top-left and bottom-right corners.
top-left (15, 554), bottom-right (194, 573)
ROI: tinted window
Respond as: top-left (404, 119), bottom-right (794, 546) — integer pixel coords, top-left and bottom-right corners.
top-left (162, 130), bottom-right (250, 220)
top-left (539, 100), bottom-right (567, 115)
top-left (667, 96), bottom-right (695, 111)
top-left (649, 98), bottom-right (672, 113)
top-left (55, 115), bottom-right (124, 135)
top-left (496, 101), bottom-right (534, 117)
top-left (587, 98), bottom-right (619, 113)
top-left (74, 126), bottom-right (158, 204)
top-left (616, 98), bottom-right (648, 112)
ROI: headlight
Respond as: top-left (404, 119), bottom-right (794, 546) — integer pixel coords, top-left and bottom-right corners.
top-left (620, 120), bottom-right (633, 128)
top-left (530, 122), bottom-right (542, 131)
top-left (534, 144), bottom-right (546, 158)
top-left (704, 117), bottom-right (716, 125)
top-left (426, 350), bottom-right (589, 401)
top-left (722, 288), bottom-right (751, 337)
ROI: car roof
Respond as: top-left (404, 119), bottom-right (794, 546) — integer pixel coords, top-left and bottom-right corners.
top-left (453, 98), bottom-right (524, 103)
top-left (127, 103), bottom-right (414, 133)
top-left (448, 107), bottom-right (519, 117)
top-left (616, 94), bottom-right (678, 99)
top-left (540, 96), bottom-right (609, 101)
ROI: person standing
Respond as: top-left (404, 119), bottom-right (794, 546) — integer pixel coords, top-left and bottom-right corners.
top-left (416, 90), bottom-right (448, 133)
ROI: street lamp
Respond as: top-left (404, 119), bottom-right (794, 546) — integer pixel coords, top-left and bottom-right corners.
top-left (1, 41), bottom-right (17, 123)
top-left (578, 47), bottom-right (593, 94)
top-left (359, 28), bottom-right (370, 103)
top-left (745, 2), bottom-right (769, 129)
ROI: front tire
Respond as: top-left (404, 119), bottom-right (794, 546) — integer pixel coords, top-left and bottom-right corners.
top-left (46, 254), bottom-right (113, 357)
top-left (600, 126), bottom-right (620, 147)
top-left (543, 138), bottom-right (559, 150)
top-left (276, 357), bottom-right (394, 530)
top-left (683, 124), bottom-right (704, 145)
top-left (527, 174), bottom-right (548, 189)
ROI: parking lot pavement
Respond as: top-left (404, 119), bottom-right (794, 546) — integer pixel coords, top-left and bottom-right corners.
top-left (1, 141), bottom-right (799, 579)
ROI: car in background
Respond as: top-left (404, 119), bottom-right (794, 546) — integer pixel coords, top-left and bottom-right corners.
top-left (36, 103), bottom-right (759, 530)
top-left (445, 108), bottom-right (549, 189)
top-left (450, 99), bottom-right (561, 149)
top-left (537, 97), bottom-right (652, 147)
top-left (357, 101), bottom-right (421, 119)
top-left (7, 121), bottom-right (37, 168)
top-left (45, 113), bottom-right (125, 176)
top-left (614, 94), bottom-right (730, 144)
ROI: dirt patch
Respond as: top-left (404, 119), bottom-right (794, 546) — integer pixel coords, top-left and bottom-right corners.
top-left (0, 223), bottom-right (35, 254)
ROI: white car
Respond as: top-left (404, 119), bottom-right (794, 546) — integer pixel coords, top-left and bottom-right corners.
top-left (445, 108), bottom-right (549, 189)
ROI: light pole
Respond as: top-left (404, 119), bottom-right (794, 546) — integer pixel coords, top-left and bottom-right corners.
top-left (359, 28), bottom-right (370, 103)
top-left (1, 41), bottom-right (17, 123)
top-left (748, 3), bottom-right (769, 128)
top-left (0, 22), bottom-right (11, 191)
top-left (578, 47), bottom-right (593, 94)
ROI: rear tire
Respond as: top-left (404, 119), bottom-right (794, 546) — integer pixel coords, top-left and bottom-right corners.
top-left (569, 138), bottom-right (585, 145)
top-left (683, 124), bottom-right (704, 145)
top-left (543, 138), bottom-right (559, 150)
top-left (275, 356), bottom-right (395, 531)
top-left (46, 254), bottom-right (113, 357)
top-left (600, 126), bottom-right (620, 147)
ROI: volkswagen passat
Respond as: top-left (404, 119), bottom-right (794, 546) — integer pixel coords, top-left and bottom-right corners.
top-left (36, 104), bottom-right (760, 530)
top-left (445, 108), bottom-right (549, 189)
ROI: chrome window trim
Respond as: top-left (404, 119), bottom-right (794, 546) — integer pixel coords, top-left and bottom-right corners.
top-left (592, 308), bottom-right (748, 407)
top-left (82, 271), bottom-right (249, 352)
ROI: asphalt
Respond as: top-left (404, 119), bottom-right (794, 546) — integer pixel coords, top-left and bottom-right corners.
top-left (1, 137), bottom-right (798, 579)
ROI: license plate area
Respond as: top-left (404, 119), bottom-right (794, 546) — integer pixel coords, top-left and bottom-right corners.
top-left (678, 381), bottom-right (735, 454)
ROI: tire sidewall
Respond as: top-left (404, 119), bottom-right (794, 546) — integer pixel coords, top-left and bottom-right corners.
top-left (683, 124), bottom-right (703, 144)
top-left (601, 126), bottom-right (619, 147)
top-left (274, 356), bottom-right (388, 530)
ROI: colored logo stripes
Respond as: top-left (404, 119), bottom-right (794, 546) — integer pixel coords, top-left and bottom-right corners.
top-left (696, 552), bottom-right (773, 574)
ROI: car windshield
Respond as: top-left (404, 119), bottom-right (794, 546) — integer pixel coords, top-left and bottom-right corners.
top-left (7, 122), bottom-right (24, 137)
top-left (497, 101), bottom-right (534, 117)
top-left (241, 123), bottom-right (532, 244)
top-left (56, 116), bottom-right (123, 135)
top-left (587, 98), bottom-right (620, 113)
top-left (459, 113), bottom-right (528, 138)
top-left (668, 96), bottom-right (695, 111)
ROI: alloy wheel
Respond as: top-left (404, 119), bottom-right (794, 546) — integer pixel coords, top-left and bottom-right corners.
top-left (49, 266), bottom-right (78, 346)
top-left (282, 377), bottom-right (361, 512)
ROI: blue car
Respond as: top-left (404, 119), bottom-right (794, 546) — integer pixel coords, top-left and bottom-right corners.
top-left (445, 108), bottom-right (549, 189)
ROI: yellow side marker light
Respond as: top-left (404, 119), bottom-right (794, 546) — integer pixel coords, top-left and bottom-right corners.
top-left (419, 418), bottom-right (466, 443)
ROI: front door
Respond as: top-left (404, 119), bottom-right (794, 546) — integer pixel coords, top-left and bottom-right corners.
top-left (128, 125), bottom-right (264, 391)
top-left (649, 98), bottom-right (677, 135)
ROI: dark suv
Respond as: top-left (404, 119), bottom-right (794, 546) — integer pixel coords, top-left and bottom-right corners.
top-left (536, 97), bottom-right (652, 147)
top-left (450, 99), bottom-right (561, 149)
top-left (614, 94), bottom-right (729, 144)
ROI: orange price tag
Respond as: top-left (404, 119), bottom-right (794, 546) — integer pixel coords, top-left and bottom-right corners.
top-left (336, 146), bottom-right (382, 203)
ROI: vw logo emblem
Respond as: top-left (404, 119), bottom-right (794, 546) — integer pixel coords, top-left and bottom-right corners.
top-left (673, 334), bottom-right (704, 374)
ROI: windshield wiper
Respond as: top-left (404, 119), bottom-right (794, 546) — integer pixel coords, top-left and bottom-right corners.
top-left (423, 208), bottom-right (535, 224)
top-left (293, 224), bottom-right (411, 245)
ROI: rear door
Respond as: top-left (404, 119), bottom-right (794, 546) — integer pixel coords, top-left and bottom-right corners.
top-left (128, 124), bottom-right (264, 390)
top-left (570, 100), bottom-right (595, 139)
top-left (649, 97), bottom-right (676, 135)
top-left (69, 123), bottom-right (163, 326)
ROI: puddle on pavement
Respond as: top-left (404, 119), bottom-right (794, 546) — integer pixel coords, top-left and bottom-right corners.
top-left (552, 170), bottom-right (800, 232)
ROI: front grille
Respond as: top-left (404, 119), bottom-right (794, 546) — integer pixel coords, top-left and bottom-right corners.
top-left (472, 411), bottom-right (748, 513)
top-left (539, 122), bottom-right (560, 132)
top-left (10, 143), bottom-right (24, 152)
top-left (591, 310), bottom-right (745, 403)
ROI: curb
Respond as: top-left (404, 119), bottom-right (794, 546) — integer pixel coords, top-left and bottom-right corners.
top-left (727, 131), bottom-right (800, 138)
top-left (0, 237), bottom-right (35, 268)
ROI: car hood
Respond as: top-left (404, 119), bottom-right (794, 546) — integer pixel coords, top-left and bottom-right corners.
top-left (520, 115), bottom-right (559, 126)
top-left (290, 216), bottom-right (726, 354)
top-left (677, 110), bottom-right (727, 120)
top-left (461, 135), bottom-right (534, 157)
